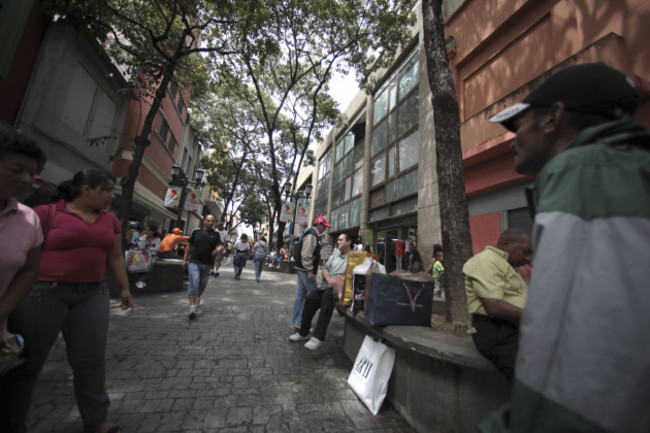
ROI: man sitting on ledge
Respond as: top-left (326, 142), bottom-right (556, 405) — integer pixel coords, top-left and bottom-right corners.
top-left (463, 228), bottom-right (532, 382)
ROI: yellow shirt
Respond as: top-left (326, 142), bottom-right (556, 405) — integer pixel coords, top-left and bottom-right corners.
top-left (463, 246), bottom-right (528, 316)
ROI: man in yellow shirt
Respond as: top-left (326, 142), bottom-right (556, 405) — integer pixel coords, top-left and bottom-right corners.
top-left (463, 228), bottom-right (532, 382)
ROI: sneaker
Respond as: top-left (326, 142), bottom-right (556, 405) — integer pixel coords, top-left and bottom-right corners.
top-left (304, 337), bottom-right (322, 350)
top-left (215, 271), bottom-right (219, 277)
top-left (135, 281), bottom-right (145, 289)
top-left (256, 279), bottom-right (260, 283)
top-left (188, 307), bottom-right (196, 319)
top-left (288, 332), bottom-right (309, 342)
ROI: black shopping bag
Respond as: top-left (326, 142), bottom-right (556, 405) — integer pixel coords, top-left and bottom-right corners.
top-left (365, 273), bottom-right (433, 326)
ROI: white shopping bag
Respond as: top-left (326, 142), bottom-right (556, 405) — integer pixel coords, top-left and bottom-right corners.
top-left (347, 335), bottom-right (396, 415)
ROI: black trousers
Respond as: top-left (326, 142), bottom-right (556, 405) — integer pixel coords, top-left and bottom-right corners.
top-left (471, 314), bottom-right (519, 382)
top-left (299, 286), bottom-right (334, 341)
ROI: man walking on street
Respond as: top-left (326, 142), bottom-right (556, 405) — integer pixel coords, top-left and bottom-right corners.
top-left (291, 216), bottom-right (329, 330)
top-left (183, 215), bottom-right (222, 319)
top-left (463, 228), bottom-right (532, 382)
top-left (289, 233), bottom-right (352, 350)
top-left (483, 62), bottom-right (650, 432)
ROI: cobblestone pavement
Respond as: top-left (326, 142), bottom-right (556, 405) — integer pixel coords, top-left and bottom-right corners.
top-left (26, 263), bottom-right (417, 432)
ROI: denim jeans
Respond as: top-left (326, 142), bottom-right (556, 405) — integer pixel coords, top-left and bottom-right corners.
top-left (187, 262), bottom-right (211, 296)
top-left (0, 281), bottom-right (110, 433)
top-left (233, 252), bottom-right (247, 277)
top-left (253, 257), bottom-right (265, 280)
top-left (292, 270), bottom-right (318, 327)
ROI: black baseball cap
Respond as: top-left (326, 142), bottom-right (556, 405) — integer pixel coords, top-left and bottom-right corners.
top-left (489, 62), bottom-right (639, 131)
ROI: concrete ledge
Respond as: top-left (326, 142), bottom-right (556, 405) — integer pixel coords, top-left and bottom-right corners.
top-left (336, 304), bottom-right (509, 433)
top-left (263, 260), bottom-right (296, 274)
top-left (109, 259), bottom-right (185, 295)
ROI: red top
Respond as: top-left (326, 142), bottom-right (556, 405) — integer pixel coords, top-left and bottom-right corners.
top-left (34, 200), bottom-right (121, 282)
top-left (395, 239), bottom-right (404, 257)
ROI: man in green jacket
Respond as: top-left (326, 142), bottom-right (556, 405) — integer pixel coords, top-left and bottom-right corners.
top-left (485, 62), bottom-right (650, 433)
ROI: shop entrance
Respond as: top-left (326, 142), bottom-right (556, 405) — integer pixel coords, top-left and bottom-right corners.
top-left (375, 226), bottom-right (417, 273)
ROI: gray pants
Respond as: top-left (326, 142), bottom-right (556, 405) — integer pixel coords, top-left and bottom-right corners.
top-left (0, 281), bottom-right (110, 433)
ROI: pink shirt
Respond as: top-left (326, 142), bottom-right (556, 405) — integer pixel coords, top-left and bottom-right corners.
top-left (0, 199), bottom-right (43, 339)
top-left (34, 200), bottom-right (121, 282)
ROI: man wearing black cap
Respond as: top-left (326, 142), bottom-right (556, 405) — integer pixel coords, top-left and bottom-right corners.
top-left (482, 63), bottom-right (650, 432)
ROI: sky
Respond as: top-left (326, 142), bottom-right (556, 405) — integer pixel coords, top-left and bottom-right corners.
top-left (328, 68), bottom-right (361, 115)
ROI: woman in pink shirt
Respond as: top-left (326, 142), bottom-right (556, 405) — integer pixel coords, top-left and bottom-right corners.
top-left (2, 169), bottom-right (133, 433)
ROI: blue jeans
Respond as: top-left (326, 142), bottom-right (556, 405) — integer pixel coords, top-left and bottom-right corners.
top-left (187, 262), bottom-right (211, 296)
top-left (233, 252), bottom-right (247, 277)
top-left (0, 281), bottom-right (110, 433)
top-left (292, 270), bottom-right (318, 327)
top-left (253, 257), bottom-right (265, 280)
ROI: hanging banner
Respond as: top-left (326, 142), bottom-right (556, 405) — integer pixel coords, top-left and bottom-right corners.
top-left (164, 186), bottom-right (182, 209)
top-left (295, 202), bottom-right (310, 225)
top-left (184, 188), bottom-right (201, 212)
top-left (279, 201), bottom-right (295, 223)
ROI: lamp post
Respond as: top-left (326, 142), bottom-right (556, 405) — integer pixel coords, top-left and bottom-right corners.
top-left (170, 164), bottom-right (206, 229)
top-left (283, 181), bottom-right (313, 258)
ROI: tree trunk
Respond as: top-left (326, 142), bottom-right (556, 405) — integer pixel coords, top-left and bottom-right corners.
top-left (118, 71), bottom-right (174, 237)
top-left (422, 0), bottom-right (472, 324)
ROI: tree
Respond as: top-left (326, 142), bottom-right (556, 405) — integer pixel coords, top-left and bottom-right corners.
top-left (43, 0), bottom-right (238, 236)
top-left (210, 0), bottom-right (416, 250)
top-left (422, 0), bottom-right (472, 323)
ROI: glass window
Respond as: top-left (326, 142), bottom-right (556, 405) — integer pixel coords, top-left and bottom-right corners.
top-left (388, 111), bottom-right (397, 144)
top-left (330, 207), bottom-right (339, 231)
top-left (371, 120), bottom-right (387, 157)
top-left (335, 139), bottom-right (345, 163)
top-left (350, 197), bottom-right (361, 227)
top-left (394, 169), bottom-right (418, 200)
top-left (338, 202), bottom-right (350, 229)
top-left (373, 87), bottom-right (388, 124)
top-left (317, 175), bottom-right (329, 198)
top-left (399, 55), bottom-right (419, 100)
top-left (393, 197), bottom-right (418, 216)
top-left (353, 141), bottom-right (364, 169)
top-left (343, 176), bottom-right (351, 202)
top-left (351, 169), bottom-right (363, 197)
top-left (388, 145), bottom-right (395, 178)
top-left (333, 152), bottom-right (352, 186)
top-left (159, 118), bottom-right (169, 143)
top-left (398, 130), bottom-right (419, 172)
top-left (369, 206), bottom-right (389, 222)
top-left (168, 136), bottom-right (176, 154)
top-left (345, 133), bottom-right (355, 155)
top-left (177, 97), bottom-right (185, 116)
top-left (397, 91), bottom-right (419, 137)
top-left (371, 154), bottom-right (385, 186)
top-left (319, 151), bottom-right (331, 179)
top-left (389, 79), bottom-right (397, 111)
top-left (386, 179), bottom-right (395, 202)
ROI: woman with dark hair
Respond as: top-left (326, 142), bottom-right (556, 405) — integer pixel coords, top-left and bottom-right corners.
top-left (232, 233), bottom-right (251, 280)
top-left (0, 130), bottom-right (46, 377)
top-left (2, 168), bottom-right (133, 433)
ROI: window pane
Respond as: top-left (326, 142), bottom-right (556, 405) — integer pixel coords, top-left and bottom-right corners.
top-left (398, 130), bottom-right (419, 172)
top-left (392, 197), bottom-right (418, 216)
top-left (373, 88), bottom-right (388, 124)
top-left (335, 139), bottom-right (345, 162)
top-left (371, 154), bottom-right (385, 186)
top-left (353, 142), bottom-right (364, 169)
top-left (371, 120), bottom-right (387, 157)
top-left (351, 169), bottom-right (363, 197)
top-left (397, 92), bottom-right (419, 137)
top-left (369, 205), bottom-right (389, 222)
top-left (338, 203), bottom-right (350, 229)
top-left (388, 145), bottom-right (395, 178)
top-left (388, 111), bottom-right (397, 144)
top-left (317, 174), bottom-right (329, 198)
top-left (319, 151), bottom-right (331, 179)
top-left (395, 169), bottom-right (418, 200)
top-left (345, 133), bottom-right (355, 155)
top-left (343, 176), bottom-right (351, 202)
top-left (330, 207), bottom-right (339, 231)
top-left (389, 79), bottom-right (397, 111)
top-left (386, 179), bottom-right (395, 202)
top-left (350, 197), bottom-right (361, 227)
top-left (399, 55), bottom-right (419, 100)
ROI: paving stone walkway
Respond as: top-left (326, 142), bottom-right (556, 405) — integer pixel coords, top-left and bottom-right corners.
top-left (26, 263), bottom-right (417, 432)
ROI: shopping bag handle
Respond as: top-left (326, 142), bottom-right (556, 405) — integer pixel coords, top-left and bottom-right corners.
top-left (401, 282), bottom-right (424, 312)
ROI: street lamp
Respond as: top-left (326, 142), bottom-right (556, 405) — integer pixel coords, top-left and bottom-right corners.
top-left (283, 181), bottom-right (313, 258)
top-left (169, 164), bottom-right (206, 229)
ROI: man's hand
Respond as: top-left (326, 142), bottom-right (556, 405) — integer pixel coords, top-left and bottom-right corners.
top-left (182, 259), bottom-right (188, 269)
top-left (308, 272), bottom-right (315, 281)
